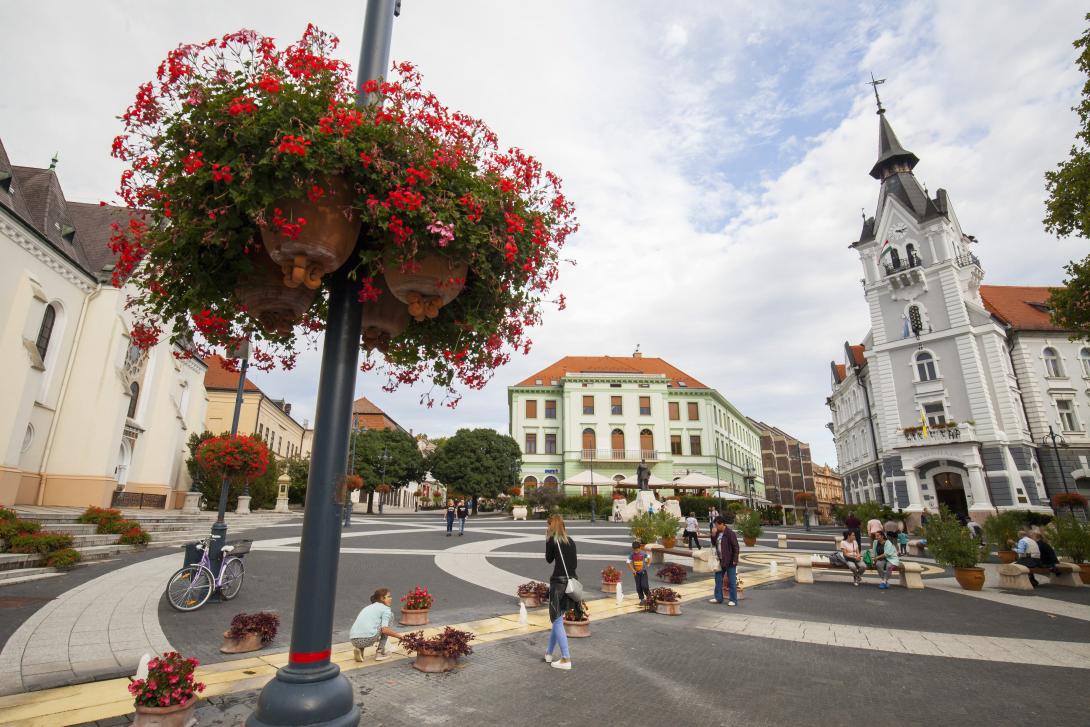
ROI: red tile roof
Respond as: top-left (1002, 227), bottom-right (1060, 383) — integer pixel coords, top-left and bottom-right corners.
top-left (203, 355), bottom-right (261, 392)
top-left (516, 355), bottom-right (708, 388)
top-left (980, 285), bottom-right (1064, 332)
top-left (351, 397), bottom-right (405, 432)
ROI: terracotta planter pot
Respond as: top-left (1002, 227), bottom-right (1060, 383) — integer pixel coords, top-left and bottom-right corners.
top-left (259, 176), bottom-right (362, 289)
top-left (655, 600), bottom-right (682, 616)
top-left (361, 276), bottom-right (411, 352)
top-left (383, 252), bottom-right (469, 320)
top-left (1078, 562), bottom-right (1090, 584)
top-left (954, 566), bottom-right (986, 591)
top-left (519, 595), bottom-right (542, 608)
top-left (235, 254), bottom-right (317, 334)
top-left (601, 581), bottom-right (618, 594)
top-left (399, 608), bottom-right (430, 626)
top-left (743, 536), bottom-right (757, 547)
top-left (563, 618), bottom-right (590, 638)
top-left (660, 536), bottom-right (676, 549)
top-left (412, 649), bottom-right (458, 673)
top-left (996, 550), bottom-right (1018, 565)
top-left (133, 696), bottom-right (197, 727)
top-left (219, 630), bottom-right (263, 654)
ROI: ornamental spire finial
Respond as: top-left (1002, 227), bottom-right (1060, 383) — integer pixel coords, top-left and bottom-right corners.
top-left (867, 73), bottom-right (886, 115)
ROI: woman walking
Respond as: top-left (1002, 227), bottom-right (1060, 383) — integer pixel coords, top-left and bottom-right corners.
top-left (544, 514), bottom-right (579, 670)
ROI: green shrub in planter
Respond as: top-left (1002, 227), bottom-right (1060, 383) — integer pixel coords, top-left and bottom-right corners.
top-left (0, 519), bottom-right (41, 542)
top-left (1046, 515), bottom-right (1090, 564)
top-left (982, 511), bottom-right (1021, 551)
top-left (46, 548), bottom-right (82, 570)
top-left (735, 510), bottom-right (763, 540)
top-left (628, 512), bottom-right (659, 545)
top-left (923, 508), bottom-right (986, 569)
top-left (9, 532), bottom-right (75, 555)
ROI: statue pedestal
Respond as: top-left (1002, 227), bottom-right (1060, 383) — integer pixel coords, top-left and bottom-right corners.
top-left (274, 496), bottom-right (290, 513)
top-left (235, 495), bottom-right (251, 514)
top-left (182, 491), bottom-right (202, 515)
top-left (635, 490), bottom-right (662, 515)
top-left (663, 500), bottom-right (682, 519)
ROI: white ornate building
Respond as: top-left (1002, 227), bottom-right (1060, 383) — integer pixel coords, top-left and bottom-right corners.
top-left (827, 104), bottom-right (1090, 525)
top-left (0, 139), bottom-right (207, 510)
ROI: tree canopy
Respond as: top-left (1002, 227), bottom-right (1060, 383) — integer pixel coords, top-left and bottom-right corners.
top-left (1044, 13), bottom-right (1090, 339)
top-left (427, 428), bottom-right (521, 504)
top-left (350, 428), bottom-right (426, 491)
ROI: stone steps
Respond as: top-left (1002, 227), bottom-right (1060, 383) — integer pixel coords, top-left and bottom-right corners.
top-left (0, 566), bottom-right (55, 581)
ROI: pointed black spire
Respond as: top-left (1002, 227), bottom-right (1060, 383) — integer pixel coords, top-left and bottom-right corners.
top-left (869, 111), bottom-right (919, 180)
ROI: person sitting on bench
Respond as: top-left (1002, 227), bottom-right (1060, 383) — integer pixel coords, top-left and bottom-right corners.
top-left (870, 531), bottom-right (900, 590)
top-left (834, 530), bottom-right (866, 586)
top-left (1036, 531), bottom-right (1061, 575)
top-left (1008, 530), bottom-right (1042, 587)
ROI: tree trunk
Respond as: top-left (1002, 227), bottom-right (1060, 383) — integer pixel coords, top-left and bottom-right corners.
top-left (367, 489), bottom-right (375, 514)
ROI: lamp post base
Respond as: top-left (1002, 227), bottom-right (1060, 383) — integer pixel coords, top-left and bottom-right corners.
top-left (246, 665), bottom-right (359, 727)
top-left (236, 495), bottom-right (252, 514)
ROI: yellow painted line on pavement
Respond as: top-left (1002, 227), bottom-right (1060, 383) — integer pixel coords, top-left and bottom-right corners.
top-left (0, 569), bottom-right (790, 725)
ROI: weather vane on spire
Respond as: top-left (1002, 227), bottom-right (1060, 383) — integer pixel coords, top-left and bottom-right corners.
top-left (867, 73), bottom-right (886, 114)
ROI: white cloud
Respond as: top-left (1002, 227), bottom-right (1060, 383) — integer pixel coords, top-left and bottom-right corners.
top-left (0, 1), bottom-right (1084, 470)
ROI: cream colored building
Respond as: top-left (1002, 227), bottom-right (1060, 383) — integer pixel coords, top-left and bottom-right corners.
top-left (0, 140), bottom-right (208, 510)
top-left (203, 356), bottom-right (307, 459)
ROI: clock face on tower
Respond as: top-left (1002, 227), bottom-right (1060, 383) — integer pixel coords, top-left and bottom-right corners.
top-left (890, 224), bottom-right (907, 242)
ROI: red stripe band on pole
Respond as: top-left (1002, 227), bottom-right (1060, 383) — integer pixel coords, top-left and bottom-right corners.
top-left (289, 649), bottom-right (330, 664)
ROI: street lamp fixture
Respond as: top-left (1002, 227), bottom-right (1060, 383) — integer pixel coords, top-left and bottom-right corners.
top-left (1043, 425), bottom-right (1072, 512)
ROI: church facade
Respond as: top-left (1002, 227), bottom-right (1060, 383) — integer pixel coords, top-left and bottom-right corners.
top-left (827, 105), bottom-right (1090, 525)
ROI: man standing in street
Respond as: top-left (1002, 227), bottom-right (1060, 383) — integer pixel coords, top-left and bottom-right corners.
top-left (456, 499), bottom-right (469, 536)
top-left (708, 514), bottom-right (739, 606)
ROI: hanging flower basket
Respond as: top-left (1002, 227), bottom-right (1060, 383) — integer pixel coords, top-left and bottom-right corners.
top-left (110, 27), bottom-right (577, 407)
top-left (196, 435), bottom-right (268, 482)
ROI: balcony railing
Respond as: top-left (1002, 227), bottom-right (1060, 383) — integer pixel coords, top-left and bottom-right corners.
top-left (580, 448), bottom-right (658, 461)
top-left (883, 255), bottom-right (921, 277)
top-left (898, 422), bottom-right (975, 447)
top-left (955, 252), bottom-right (981, 268)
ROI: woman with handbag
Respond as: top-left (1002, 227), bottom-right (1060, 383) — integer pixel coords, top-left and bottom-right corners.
top-left (544, 514), bottom-right (581, 670)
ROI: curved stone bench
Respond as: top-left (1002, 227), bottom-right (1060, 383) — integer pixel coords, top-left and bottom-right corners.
top-left (794, 555), bottom-right (924, 589)
top-left (906, 539), bottom-right (926, 557)
top-left (997, 562), bottom-right (1083, 591)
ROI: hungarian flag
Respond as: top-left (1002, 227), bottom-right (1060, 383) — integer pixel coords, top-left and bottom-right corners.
top-left (879, 239), bottom-right (893, 261)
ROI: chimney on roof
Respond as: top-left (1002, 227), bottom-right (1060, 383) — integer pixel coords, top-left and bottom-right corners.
top-left (632, 344), bottom-right (642, 359)
top-left (284, 403), bottom-right (291, 415)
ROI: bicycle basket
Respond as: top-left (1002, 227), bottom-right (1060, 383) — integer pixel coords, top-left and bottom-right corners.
top-left (182, 542), bottom-right (203, 567)
top-left (227, 539), bottom-right (252, 556)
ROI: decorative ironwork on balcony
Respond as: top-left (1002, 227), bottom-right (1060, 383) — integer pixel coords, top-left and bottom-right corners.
top-left (955, 252), bottom-right (981, 269)
top-left (580, 448), bottom-right (659, 461)
top-left (883, 253), bottom-right (923, 289)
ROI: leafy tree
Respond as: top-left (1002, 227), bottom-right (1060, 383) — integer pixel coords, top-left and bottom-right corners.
top-left (1044, 14), bottom-right (1090, 339)
top-left (427, 428), bottom-right (521, 513)
top-left (287, 457), bottom-right (310, 505)
top-left (350, 429), bottom-right (426, 513)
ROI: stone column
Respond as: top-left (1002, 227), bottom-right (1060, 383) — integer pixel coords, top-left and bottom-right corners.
top-left (965, 465), bottom-right (992, 515)
top-left (274, 473), bottom-right (290, 513)
top-left (182, 490), bottom-right (202, 515)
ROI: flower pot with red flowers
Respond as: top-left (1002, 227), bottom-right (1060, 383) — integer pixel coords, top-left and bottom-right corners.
top-left (645, 587), bottom-right (682, 616)
top-left (400, 627), bottom-right (475, 673)
top-left (129, 651), bottom-right (205, 727)
top-left (220, 611), bottom-right (280, 654)
top-left (656, 562), bottom-right (687, 585)
top-left (516, 581), bottom-right (548, 608)
top-left (399, 585), bottom-right (433, 625)
top-left (600, 565), bottom-right (622, 593)
top-left (196, 435), bottom-right (269, 485)
top-left (562, 602), bottom-right (590, 638)
top-left (1053, 492), bottom-right (1089, 514)
top-left (111, 29), bottom-right (576, 408)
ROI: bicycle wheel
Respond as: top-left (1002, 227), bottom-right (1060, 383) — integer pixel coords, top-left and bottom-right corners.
top-left (166, 565), bottom-right (215, 611)
top-left (219, 558), bottom-right (245, 600)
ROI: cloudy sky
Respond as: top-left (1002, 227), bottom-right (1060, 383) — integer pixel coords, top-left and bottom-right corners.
top-left (2, 1), bottom-right (1085, 466)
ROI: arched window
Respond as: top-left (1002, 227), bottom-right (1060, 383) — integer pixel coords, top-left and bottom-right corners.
top-left (1080, 347), bottom-right (1090, 377)
top-left (127, 382), bottom-right (140, 419)
top-left (522, 476), bottom-right (538, 490)
top-left (35, 304), bottom-right (57, 361)
top-left (543, 475), bottom-right (559, 489)
top-left (915, 351), bottom-right (937, 381)
top-left (582, 428), bottom-right (596, 454)
top-left (610, 428), bottom-right (625, 458)
top-left (1043, 347), bottom-right (1063, 377)
top-left (639, 429), bottom-right (653, 456)
top-left (889, 248), bottom-right (901, 268)
top-left (906, 243), bottom-right (919, 266)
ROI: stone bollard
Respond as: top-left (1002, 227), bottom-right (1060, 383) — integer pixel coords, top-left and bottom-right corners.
top-left (777, 533), bottom-right (787, 549)
top-left (274, 474), bottom-right (290, 513)
top-left (182, 490), bottom-right (202, 515)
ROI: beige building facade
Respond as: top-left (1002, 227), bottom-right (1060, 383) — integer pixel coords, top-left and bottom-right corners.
top-left (0, 140), bottom-right (208, 510)
top-left (812, 463), bottom-right (844, 524)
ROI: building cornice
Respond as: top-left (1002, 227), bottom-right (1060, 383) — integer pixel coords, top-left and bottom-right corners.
top-left (1, 208), bottom-right (97, 293)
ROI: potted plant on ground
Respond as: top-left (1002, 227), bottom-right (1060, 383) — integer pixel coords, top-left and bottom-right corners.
top-left (924, 507), bottom-right (988, 590)
top-left (129, 651), bottom-right (205, 727)
top-left (510, 496), bottom-right (528, 521)
top-left (110, 28), bottom-right (576, 409)
top-left (736, 509), bottom-right (763, 547)
top-left (645, 587), bottom-right (682, 616)
top-left (400, 627), bottom-right (475, 673)
top-left (653, 510), bottom-right (682, 549)
top-left (600, 565), bottom-right (623, 593)
top-left (399, 585), bottom-right (433, 625)
top-left (628, 512), bottom-right (659, 547)
top-left (982, 511), bottom-right (1021, 564)
top-left (563, 601), bottom-right (590, 638)
top-left (656, 562), bottom-right (687, 584)
top-left (221, 611), bottom-right (280, 654)
top-left (516, 581), bottom-right (548, 608)
top-left (1046, 514), bottom-right (1090, 583)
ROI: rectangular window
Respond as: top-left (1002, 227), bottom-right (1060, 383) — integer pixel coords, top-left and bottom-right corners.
top-left (687, 402), bottom-right (699, 420)
top-left (525, 433), bottom-right (537, 454)
top-left (923, 402), bottom-right (946, 427)
top-left (668, 402), bottom-right (680, 420)
top-left (670, 435), bottom-right (682, 455)
top-left (545, 400), bottom-right (556, 419)
top-left (690, 435), bottom-right (702, 456)
top-left (525, 400), bottom-right (537, 419)
top-left (639, 396), bottom-right (651, 416)
top-left (611, 396), bottom-right (623, 415)
top-left (545, 433), bottom-right (557, 454)
top-left (583, 395), bottom-right (594, 415)
top-left (1057, 399), bottom-right (1080, 432)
